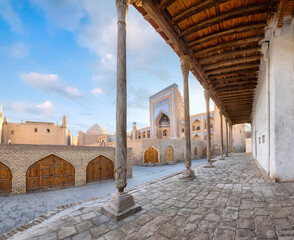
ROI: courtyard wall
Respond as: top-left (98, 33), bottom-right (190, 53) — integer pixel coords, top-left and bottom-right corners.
top-left (0, 144), bottom-right (133, 194)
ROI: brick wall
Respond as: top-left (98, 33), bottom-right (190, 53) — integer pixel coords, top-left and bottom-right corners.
top-left (0, 144), bottom-right (133, 194)
top-left (128, 139), bottom-right (207, 165)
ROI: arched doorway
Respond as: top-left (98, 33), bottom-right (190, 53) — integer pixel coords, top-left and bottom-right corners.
top-left (144, 146), bottom-right (159, 164)
top-left (0, 162), bottom-right (12, 194)
top-left (165, 146), bottom-right (173, 162)
top-left (26, 155), bottom-right (75, 191)
top-left (202, 146), bottom-right (207, 157)
top-left (86, 156), bottom-right (114, 183)
top-left (192, 119), bottom-right (201, 131)
top-left (194, 146), bottom-right (198, 157)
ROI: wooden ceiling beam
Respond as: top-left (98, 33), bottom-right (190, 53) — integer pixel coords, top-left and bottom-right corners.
top-left (194, 36), bottom-right (263, 57)
top-left (159, 0), bottom-right (177, 10)
top-left (181, 3), bottom-right (272, 37)
top-left (209, 71), bottom-right (258, 80)
top-left (214, 80), bottom-right (257, 87)
top-left (206, 64), bottom-right (260, 76)
top-left (276, 0), bottom-right (288, 27)
top-left (188, 23), bottom-right (266, 48)
top-left (172, 0), bottom-right (230, 24)
top-left (203, 55), bottom-right (262, 71)
top-left (199, 46), bottom-right (260, 65)
top-left (209, 68), bottom-right (259, 79)
top-left (211, 76), bottom-right (257, 83)
top-left (215, 83), bottom-right (257, 91)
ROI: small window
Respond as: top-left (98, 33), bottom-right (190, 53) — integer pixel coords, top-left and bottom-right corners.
top-left (182, 128), bottom-right (184, 133)
top-left (34, 128), bottom-right (38, 133)
top-left (46, 129), bottom-right (50, 133)
top-left (197, 126), bottom-right (200, 130)
top-left (259, 137), bottom-right (261, 144)
top-left (262, 135), bottom-right (265, 143)
top-left (11, 130), bottom-right (14, 135)
top-left (163, 130), bottom-right (168, 137)
top-left (240, 130), bottom-right (242, 133)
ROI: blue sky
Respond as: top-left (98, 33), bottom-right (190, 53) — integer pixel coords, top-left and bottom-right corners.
top-left (0, 0), bottom-right (213, 136)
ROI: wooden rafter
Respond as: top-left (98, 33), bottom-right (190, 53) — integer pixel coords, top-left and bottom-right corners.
top-left (172, 0), bottom-right (230, 24)
top-left (188, 23), bottom-right (266, 47)
top-left (276, 0), bottom-right (288, 27)
top-left (159, 0), bottom-right (177, 10)
top-left (215, 82), bottom-right (257, 90)
top-left (199, 47), bottom-right (260, 65)
top-left (209, 70), bottom-right (259, 80)
top-left (181, 3), bottom-right (272, 37)
top-left (203, 55), bottom-right (262, 71)
top-left (194, 36), bottom-right (263, 57)
top-left (206, 64), bottom-right (260, 76)
top-left (211, 76), bottom-right (257, 83)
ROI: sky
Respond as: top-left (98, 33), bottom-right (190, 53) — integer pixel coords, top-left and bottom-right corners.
top-left (0, 0), bottom-right (214, 137)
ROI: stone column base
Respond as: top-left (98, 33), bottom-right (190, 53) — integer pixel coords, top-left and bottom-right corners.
top-left (101, 192), bottom-right (142, 222)
top-left (179, 168), bottom-right (196, 181)
top-left (219, 155), bottom-right (225, 160)
top-left (203, 162), bottom-right (214, 168)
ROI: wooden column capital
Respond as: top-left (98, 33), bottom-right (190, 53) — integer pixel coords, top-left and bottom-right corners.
top-left (180, 55), bottom-right (191, 80)
top-left (116, 0), bottom-right (130, 23)
top-left (204, 89), bottom-right (210, 102)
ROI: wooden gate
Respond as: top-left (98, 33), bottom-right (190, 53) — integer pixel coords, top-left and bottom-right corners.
top-left (165, 146), bottom-right (173, 162)
top-left (0, 162), bottom-right (12, 194)
top-left (86, 156), bottom-right (114, 183)
top-left (202, 146), bottom-right (207, 157)
top-left (194, 146), bottom-right (198, 157)
top-left (144, 146), bottom-right (159, 163)
top-left (26, 155), bottom-right (75, 191)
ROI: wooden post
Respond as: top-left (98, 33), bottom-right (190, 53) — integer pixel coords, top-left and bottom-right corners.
top-left (225, 119), bottom-right (229, 157)
top-left (204, 89), bottom-right (214, 168)
top-left (102, 0), bottom-right (141, 221)
top-left (180, 55), bottom-right (195, 179)
top-left (219, 111), bottom-right (225, 160)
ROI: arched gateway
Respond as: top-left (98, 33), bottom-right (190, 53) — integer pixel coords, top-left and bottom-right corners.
top-left (0, 162), bottom-right (12, 194)
top-left (26, 155), bottom-right (75, 191)
top-left (202, 146), bottom-right (207, 157)
top-left (144, 146), bottom-right (159, 164)
top-left (86, 156), bottom-right (114, 183)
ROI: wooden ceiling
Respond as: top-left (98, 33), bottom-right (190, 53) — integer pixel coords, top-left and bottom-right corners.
top-left (132, 0), bottom-right (293, 124)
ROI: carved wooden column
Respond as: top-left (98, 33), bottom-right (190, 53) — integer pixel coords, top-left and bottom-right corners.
top-left (180, 55), bottom-right (195, 179)
top-left (102, 0), bottom-right (141, 221)
top-left (204, 89), bottom-right (214, 168)
top-left (225, 119), bottom-right (229, 157)
top-left (219, 111), bottom-right (225, 160)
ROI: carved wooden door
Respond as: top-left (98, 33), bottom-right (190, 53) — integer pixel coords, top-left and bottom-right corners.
top-left (194, 146), bottom-right (198, 156)
top-left (165, 146), bottom-right (173, 162)
top-left (0, 162), bottom-right (12, 194)
top-left (86, 156), bottom-right (114, 183)
top-left (26, 155), bottom-right (74, 191)
top-left (144, 147), bottom-right (159, 163)
top-left (202, 146), bottom-right (207, 157)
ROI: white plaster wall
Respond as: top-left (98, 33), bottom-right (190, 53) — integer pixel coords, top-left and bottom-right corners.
top-left (252, 46), bottom-right (270, 173)
top-left (252, 20), bottom-right (294, 181)
top-left (270, 22), bottom-right (294, 181)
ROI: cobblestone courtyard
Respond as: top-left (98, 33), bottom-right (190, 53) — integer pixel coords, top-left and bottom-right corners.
top-left (4, 153), bottom-right (294, 240)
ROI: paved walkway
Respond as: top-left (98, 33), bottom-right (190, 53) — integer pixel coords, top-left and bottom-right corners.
top-left (4, 154), bottom-right (294, 240)
top-left (0, 159), bottom-right (206, 235)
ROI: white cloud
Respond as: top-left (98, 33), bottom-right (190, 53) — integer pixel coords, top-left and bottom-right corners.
top-left (91, 88), bottom-right (103, 96)
top-left (20, 72), bottom-right (84, 100)
top-left (8, 100), bottom-right (54, 116)
top-left (0, 0), bottom-right (26, 35)
top-left (10, 42), bottom-right (29, 58)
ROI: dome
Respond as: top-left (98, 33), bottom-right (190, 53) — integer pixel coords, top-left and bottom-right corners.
top-left (87, 123), bottom-right (108, 135)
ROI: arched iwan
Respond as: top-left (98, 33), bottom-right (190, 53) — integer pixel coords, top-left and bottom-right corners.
top-left (144, 146), bottom-right (159, 164)
top-left (86, 155), bottom-right (114, 183)
top-left (0, 162), bottom-right (12, 194)
top-left (26, 154), bottom-right (75, 191)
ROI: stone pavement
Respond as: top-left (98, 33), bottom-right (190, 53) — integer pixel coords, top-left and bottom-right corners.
top-left (5, 153), bottom-right (294, 240)
top-left (0, 159), bottom-right (207, 236)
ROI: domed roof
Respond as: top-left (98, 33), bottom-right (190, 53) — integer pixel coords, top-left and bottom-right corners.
top-left (87, 123), bottom-right (108, 135)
